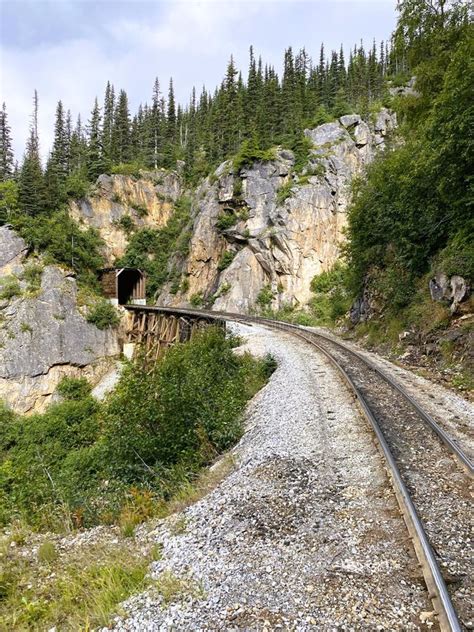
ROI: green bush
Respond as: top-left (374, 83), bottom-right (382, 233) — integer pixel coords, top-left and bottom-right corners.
top-left (276, 182), bottom-right (294, 205)
top-left (115, 215), bottom-right (135, 234)
top-left (190, 292), bottom-right (204, 307)
top-left (435, 224), bottom-right (474, 280)
top-left (0, 277), bottom-right (21, 301)
top-left (216, 212), bottom-right (237, 232)
top-left (217, 250), bottom-right (235, 271)
top-left (0, 328), bottom-right (271, 529)
top-left (10, 210), bottom-right (104, 289)
top-left (22, 262), bottom-right (43, 293)
top-left (256, 285), bottom-right (275, 309)
top-left (309, 263), bottom-right (352, 324)
top-left (233, 137), bottom-right (276, 172)
top-left (110, 162), bottom-right (144, 178)
top-left (57, 377), bottom-right (92, 401)
top-left (86, 300), bottom-right (120, 329)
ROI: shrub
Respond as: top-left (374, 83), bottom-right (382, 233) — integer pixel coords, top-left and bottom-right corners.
top-left (256, 285), bottom-right (275, 309)
top-left (216, 212), bottom-right (237, 232)
top-left (57, 377), bottom-right (92, 401)
top-left (190, 292), bottom-right (204, 307)
top-left (276, 181), bottom-right (294, 205)
top-left (0, 277), bottom-right (21, 301)
top-left (0, 328), bottom-right (271, 529)
top-left (22, 262), bottom-right (43, 293)
top-left (86, 300), bottom-right (120, 329)
top-left (217, 250), bottom-right (235, 271)
top-left (10, 210), bottom-right (104, 289)
top-left (114, 214), bottom-right (135, 234)
top-left (132, 203), bottom-right (149, 217)
top-left (233, 137), bottom-right (276, 172)
top-left (110, 162), bottom-right (144, 178)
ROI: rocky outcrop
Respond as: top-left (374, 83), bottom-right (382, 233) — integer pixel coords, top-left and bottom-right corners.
top-left (158, 109), bottom-right (396, 313)
top-left (0, 227), bottom-right (120, 413)
top-left (0, 225), bottom-right (29, 274)
top-left (70, 171), bottom-right (181, 263)
top-left (429, 272), bottom-right (470, 313)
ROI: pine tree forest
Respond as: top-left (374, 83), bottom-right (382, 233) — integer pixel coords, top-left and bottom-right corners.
top-left (0, 41), bottom-right (396, 215)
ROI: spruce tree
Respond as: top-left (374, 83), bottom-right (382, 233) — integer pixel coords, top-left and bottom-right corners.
top-left (87, 98), bottom-right (105, 179)
top-left (18, 91), bottom-right (46, 215)
top-left (112, 89), bottom-right (131, 164)
top-left (0, 102), bottom-right (14, 181)
top-left (102, 81), bottom-right (115, 168)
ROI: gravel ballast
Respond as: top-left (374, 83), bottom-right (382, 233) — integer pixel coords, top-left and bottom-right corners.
top-left (110, 323), bottom-right (434, 631)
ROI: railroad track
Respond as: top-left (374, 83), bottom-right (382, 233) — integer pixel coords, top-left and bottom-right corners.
top-left (126, 305), bottom-right (474, 631)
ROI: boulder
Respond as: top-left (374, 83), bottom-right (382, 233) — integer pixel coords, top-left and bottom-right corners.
top-left (429, 273), bottom-right (470, 313)
top-left (339, 114), bottom-right (361, 129)
top-left (429, 273), bottom-right (450, 302)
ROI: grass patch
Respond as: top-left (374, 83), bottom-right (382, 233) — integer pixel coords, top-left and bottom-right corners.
top-left (0, 537), bottom-right (154, 630)
top-left (155, 569), bottom-right (205, 606)
top-left (0, 277), bottom-right (21, 301)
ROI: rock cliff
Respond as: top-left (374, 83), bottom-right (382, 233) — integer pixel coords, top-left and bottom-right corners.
top-left (0, 226), bottom-right (120, 413)
top-left (158, 109), bottom-right (396, 312)
top-left (69, 170), bottom-right (182, 263)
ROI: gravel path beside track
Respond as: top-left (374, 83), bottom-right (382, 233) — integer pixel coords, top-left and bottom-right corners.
top-left (306, 327), bottom-right (474, 462)
top-left (110, 323), bottom-right (434, 631)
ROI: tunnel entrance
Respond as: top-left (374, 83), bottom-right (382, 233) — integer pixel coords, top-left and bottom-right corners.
top-left (117, 269), bottom-right (144, 305)
top-left (99, 268), bottom-right (146, 305)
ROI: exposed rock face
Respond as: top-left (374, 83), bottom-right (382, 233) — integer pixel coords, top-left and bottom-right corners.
top-left (429, 272), bottom-right (470, 313)
top-left (0, 225), bottom-right (29, 274)
top-left (159, 109), bottom-right (396, 313)
top-left (70, 171), bottom-right (181, 263)
top-left (0, 227), bottom-right (120, 413)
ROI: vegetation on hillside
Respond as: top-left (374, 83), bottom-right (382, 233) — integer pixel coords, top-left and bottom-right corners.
top-left (0, 328), bottom-right (274, 531)
top-left (281, 1), bottom-right (473, 350)
top-left (117, 195), bottom-right (192, 298)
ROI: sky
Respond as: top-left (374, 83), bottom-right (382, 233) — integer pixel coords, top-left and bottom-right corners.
top-left (0, 0), bottom-right (398, 161)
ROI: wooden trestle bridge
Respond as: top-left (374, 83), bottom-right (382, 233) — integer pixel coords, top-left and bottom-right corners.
top-left (124, 305), bottom-right (226, 362)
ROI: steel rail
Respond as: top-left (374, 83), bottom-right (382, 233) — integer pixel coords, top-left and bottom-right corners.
top-left (127, 305), bottom-right (473, 474)
top-left (125, 304), bottom-right (470, 630)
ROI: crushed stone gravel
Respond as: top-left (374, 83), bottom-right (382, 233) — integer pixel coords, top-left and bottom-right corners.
top-left (108, 323), bottom-right (435, 631)
top-left (306, 326), bottom-right (474, 462)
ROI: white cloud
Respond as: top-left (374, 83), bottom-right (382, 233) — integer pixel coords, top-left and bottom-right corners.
top-left (1, 0), bottom-right (396, 161)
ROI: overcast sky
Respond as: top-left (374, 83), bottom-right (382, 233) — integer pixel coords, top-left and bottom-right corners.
top-left (1, 0), bottom-right (398, 161)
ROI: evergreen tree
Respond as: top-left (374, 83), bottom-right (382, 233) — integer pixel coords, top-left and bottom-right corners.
top-left (0, 102), bottom-right (14, 181)
top-left (102, 81), bottom-right (115, 168)
top-left (18, 91), bottom-right (46, 215)
top-left (112, 89), bottom-right (131, 164)
top-left (87, 98), bottom-right (104, 179)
